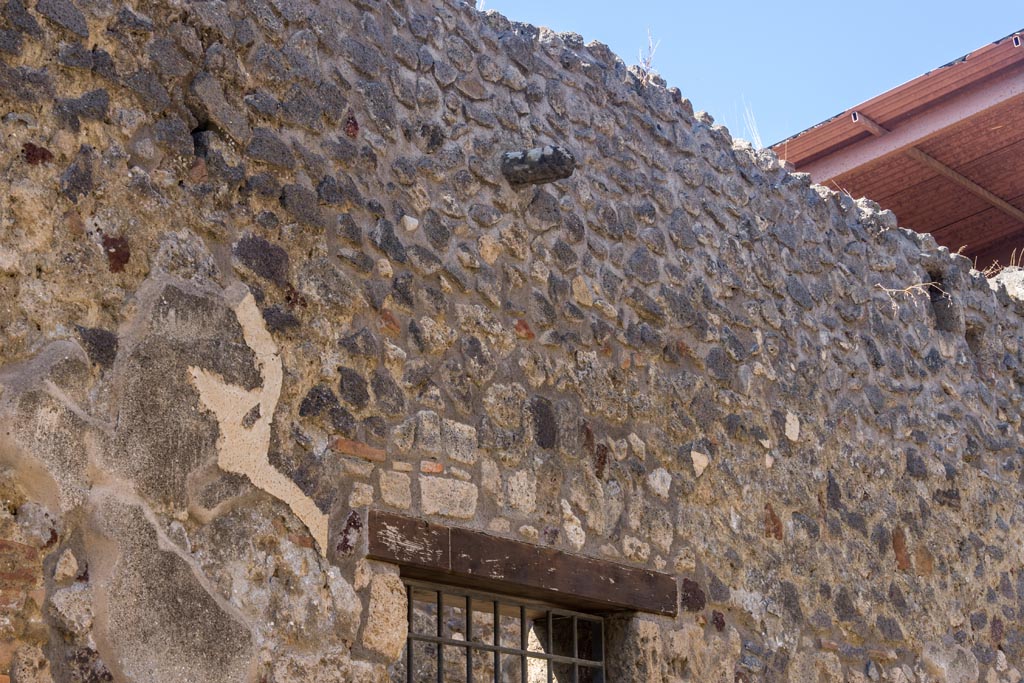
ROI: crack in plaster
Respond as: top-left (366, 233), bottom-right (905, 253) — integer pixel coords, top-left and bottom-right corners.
top-left (188, 284), bottom-right (328, 555)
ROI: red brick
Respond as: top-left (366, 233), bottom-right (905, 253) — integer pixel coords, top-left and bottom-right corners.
top-left (419, 460), bottom-right (443, 474)
top-left (332, 437), bottom-right (386, 463)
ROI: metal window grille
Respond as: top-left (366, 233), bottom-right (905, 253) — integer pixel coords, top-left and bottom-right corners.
top-left (402, 578), bottom-right (605, 683)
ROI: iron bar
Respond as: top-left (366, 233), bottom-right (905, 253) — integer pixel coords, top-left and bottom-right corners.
top-left (401, 579), bottom-right (605, 682)
top-left (466, 594), bottom-right (473, 683)
top-left (436, 590), bottom-right (444, 683)
top-left (547, 612), bottom-right (553, 683)
top-left (493, 600), bottom-right (500, 683)
top-left (405, 633), bottom-right (601, 666)
top-left (407, 584), bottom-right (414, 683)
top-left (572, 615), bottom-right (579, 683)
top-left (520, 605), bottom-right (527, 683)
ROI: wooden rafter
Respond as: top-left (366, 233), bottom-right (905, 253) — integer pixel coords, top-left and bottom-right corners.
top-left (850, 111), bottom-right (1024, 227)
top-left (799, 69), bottom-right (1024, 181)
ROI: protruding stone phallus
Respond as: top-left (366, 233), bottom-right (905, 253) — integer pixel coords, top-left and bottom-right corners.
top-left (501, 145), bottom-right (576, 186)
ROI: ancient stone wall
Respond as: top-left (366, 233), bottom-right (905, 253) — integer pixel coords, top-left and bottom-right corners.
top-left (2, 0), bottom-right (1024, 681)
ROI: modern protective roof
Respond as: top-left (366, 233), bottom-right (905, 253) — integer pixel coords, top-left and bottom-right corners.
top-left (771, 30), bottom-right (1024, 268)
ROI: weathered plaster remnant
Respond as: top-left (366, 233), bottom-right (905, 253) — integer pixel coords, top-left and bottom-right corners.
top-left (189, 284), bottom-right (328, 554)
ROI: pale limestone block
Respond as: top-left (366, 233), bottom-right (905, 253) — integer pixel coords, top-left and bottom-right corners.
top-left (627, 432), bottom-right (646, 460)
top-left (442, 419), bottom-right (478, 464)
top-left (48, 584), bottom-right (93, 636)
top-left (480, 457), bottom-right (504, 506)
top-left (326, 566), bottom-right (362, 640)
top-left (487, 517), bottom-right (511, 533)
top-left (415, 318), bottom-right (456, 354)
top-left (415, 410), bottom-right (442, 454)
top-left (390, 418), bottom-right (416, 454)
top-left (647, 506), bottom-right (674, 553)
top-left (343, 459), bottom-right (376, 477)
top-left (690, 451), bottom-right (710, 478)
top-left (785, 411), bottom-right (800, 442)
top-left (379, 471), bottom-right (411, 510)
top-left (420, 476), bottom-right (478, 519)
top-left (922, 641), bottom-right (980, 683)
top-left (361, 574), bottom-right (407, 659)
top-left (647, 467), bottom-right (671, 498)
top-left (354, 560), bottom-right (373, 591)
top-left (560, 499), bottom-right (585, 550)
top-left (0, 245), bottom-right (21, 273)
top-left (349, 482), bottom-right (374, 508)
top-left (518, 525), bottom-right (539, 541)
top-left (673, 548), bottom-right (696, 573)
top-left (594, 299), bottom-right (617, 319)
top-left (350, 661), bottom-right (387, 683)
top-left (609, 437), bottom-right (629, 462)
top-left (787, 649), bottom-right (843, 683)
top-left (506, 470), bottom-right (536, 514)
top-left (887, 666), bottom-right (912, 683)
top-left (571, 275), bottom-right (593, 307)
top-left (606, 618), bottom-right (663, 682)
top-left (53, 549), bottom-right (79, 584)
top-left (623, 535), bottom-right (650, 562)
top-left (478, 233), bottom-right (501, 265)
top-left (10, 645), bottom-right (54, 683)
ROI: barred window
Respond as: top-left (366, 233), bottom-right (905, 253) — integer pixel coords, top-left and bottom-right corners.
top-left (397, 579), bottom-right (605, 683)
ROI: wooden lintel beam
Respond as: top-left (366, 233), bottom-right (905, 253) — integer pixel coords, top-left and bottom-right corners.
top-left (848, 110), bottom-right (1024, 228)
top-left (366, 510), bottom-right (679, 616)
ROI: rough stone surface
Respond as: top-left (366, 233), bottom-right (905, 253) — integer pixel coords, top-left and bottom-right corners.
top-left (420, 476), bottom-right (478, 520)
top-left (1, 1), bottom-right (1023, 681)
top-left (379, 471), bottom-right (411, 510)
top-left (361, 574), bottom-right (407, 660)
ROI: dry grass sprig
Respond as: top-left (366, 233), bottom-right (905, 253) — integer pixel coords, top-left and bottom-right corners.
top-left (875, 281), bottom-right (947, 316)
top-left (635, 29), bottom-right (660, 86)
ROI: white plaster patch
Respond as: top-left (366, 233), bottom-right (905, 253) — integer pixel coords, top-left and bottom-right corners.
top-left (189, 284), bottom-right (328, 555)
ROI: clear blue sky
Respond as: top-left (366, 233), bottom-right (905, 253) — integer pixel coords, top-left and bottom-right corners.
top-left (482, 1), bottom-right (1022, 147)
